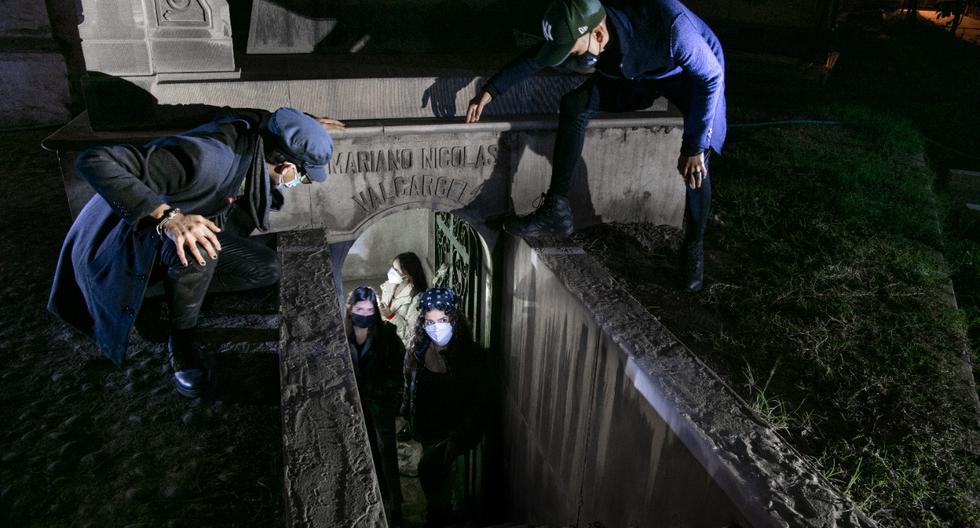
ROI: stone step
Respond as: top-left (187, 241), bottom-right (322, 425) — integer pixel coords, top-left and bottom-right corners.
top-left (135, 285), bottom-right (281, 347)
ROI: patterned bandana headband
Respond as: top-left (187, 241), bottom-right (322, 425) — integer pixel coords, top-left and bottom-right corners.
top-left (419, 287), bottom-right (458, 313)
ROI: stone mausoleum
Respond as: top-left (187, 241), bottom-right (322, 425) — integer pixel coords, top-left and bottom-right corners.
top-left (8, 0), bottom-right (872, 526)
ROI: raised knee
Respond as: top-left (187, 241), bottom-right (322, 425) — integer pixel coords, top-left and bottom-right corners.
top-left (255, 253), bottom-right (281, 287)
top-left (559, 88), bottom-right (591, 115)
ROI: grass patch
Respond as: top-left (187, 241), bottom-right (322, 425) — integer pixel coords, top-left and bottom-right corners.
top-left (703, 106), bottom-right (979, 525)
top-left (571, 15), bottom-right (979, 528)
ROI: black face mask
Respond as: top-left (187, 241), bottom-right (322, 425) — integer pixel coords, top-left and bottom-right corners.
top-left (561, 31), bottom-right (601, 75)
top-left (562, 51), bottom-right (600, 74)
top-left (351, 314), bottom-right (375, 329)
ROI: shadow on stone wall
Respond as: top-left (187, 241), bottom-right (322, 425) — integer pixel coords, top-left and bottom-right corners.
top-left (82, 72), bottom-right (230, 131)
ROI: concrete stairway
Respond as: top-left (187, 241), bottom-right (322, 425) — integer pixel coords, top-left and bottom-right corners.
top-left (133, 235), bottom-right (280, 357)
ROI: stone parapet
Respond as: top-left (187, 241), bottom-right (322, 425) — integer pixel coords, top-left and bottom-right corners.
top-left (278, 228), bottom-right (385, 528)
top-left (511, 235), bottom-right (878, 528)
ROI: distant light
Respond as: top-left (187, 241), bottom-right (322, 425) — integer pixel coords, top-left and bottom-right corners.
top-left (350, 35), bottom-right (371, 54)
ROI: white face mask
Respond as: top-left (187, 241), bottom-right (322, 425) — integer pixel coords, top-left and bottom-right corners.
top-left (425, 322), bottom-right (453, 346)
top-left (387, 267), bottom-right (403, 284)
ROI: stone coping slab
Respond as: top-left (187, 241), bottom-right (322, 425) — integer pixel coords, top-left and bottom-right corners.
top-left (42, 110), bottom-right (681, 151)
top-left (277, 228), bottom-right (386, 528)
top-left (525, 237), bottom-right (878, 528)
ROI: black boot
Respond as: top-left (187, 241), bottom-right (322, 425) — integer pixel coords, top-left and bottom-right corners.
top-left (168, 327), bottom-right (209, 398)
top-left (683, 241), bottom-right (705, 293)
top-left (503, 193), bottom-right (574, 238)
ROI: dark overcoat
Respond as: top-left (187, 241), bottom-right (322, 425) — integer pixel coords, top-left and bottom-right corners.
top-left (48, 112), bottom-right (273, 366)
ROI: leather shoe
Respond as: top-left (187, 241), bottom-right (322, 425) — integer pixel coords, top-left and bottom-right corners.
top-left (504, 193), bottom-right (574, 238)
top-left (168, 328), bottom-right (209, 398)
top-left (683, 241), bottom-right (705, 293)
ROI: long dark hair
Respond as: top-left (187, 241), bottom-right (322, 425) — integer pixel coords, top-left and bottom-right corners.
top-left (395, 252), bottom-right (429, 293)
top-left (410, 299), bottom-right (473, 354)
top-left (344, 286), bottom-right (382, 340)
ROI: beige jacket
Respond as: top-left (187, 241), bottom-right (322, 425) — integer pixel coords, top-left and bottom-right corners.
top-left (379, 280), bottom-right (421, 350)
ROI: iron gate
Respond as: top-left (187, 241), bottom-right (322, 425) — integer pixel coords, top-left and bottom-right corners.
top-left (433, 212), bottom-right (485, 343)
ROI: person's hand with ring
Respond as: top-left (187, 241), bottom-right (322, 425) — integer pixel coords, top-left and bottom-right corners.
top-left (677, 152), bottom-right (707, 189)
top-left (159, 209), bottom-right (223, 267)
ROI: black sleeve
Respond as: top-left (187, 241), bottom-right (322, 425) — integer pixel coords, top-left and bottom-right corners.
top-left (483, 46), bottom-right (546, 99)
top-left (382, 324), bottom-right (408, 413)
top-left (75, 144), bottom-right (189, 227)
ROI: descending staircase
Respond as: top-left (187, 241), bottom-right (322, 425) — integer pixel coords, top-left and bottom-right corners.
top-left (133, 235), bottom-right (281, 356)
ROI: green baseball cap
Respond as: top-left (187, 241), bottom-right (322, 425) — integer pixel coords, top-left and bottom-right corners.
top-left (535, 0), bottom-right (607, 67)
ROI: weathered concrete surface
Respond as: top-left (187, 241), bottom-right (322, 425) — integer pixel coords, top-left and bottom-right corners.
top-left (0, 51), bottom-right (72, 128)
top-left (247, 0), bottom-right (336, 54)
top-left (77, 0), bottom-right (235, 76)
top-left (278, 228), bottom-right (385, 528)
top-left (45, 110), bottom-right (685, 238)
top-left (147, 75), bottom-right (623, 121)
top-left (271, 115), bottom-right (683, 239)
top-left (500, 238), bottom-right (748, 527)
top-left (501, 236), bottom-right (877, 528)
top-left (0, 0), bottom-right (73, 128)
top-left (341, 208), bottom-right (435, 280)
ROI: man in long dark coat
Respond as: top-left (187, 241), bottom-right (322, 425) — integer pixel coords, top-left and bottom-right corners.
top-left (49, 107), bottom-right (337, 397)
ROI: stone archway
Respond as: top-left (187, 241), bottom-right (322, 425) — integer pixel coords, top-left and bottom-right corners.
top-left (334, 206), bottom-right (495, 526)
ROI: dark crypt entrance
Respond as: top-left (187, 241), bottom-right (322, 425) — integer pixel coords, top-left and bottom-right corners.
top-left (337, 209), bottom-right (496, 527)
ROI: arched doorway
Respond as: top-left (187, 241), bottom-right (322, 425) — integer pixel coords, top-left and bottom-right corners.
top-left (337, 207), bottom-right (494, 527)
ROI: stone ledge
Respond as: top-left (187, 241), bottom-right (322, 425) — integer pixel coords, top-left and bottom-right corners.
top-left (526, 237), bottom-right (878, 528)
top-left (278, 228), bottom-right (385, 528)
top-left (42, 110), bottom-right (681, 150)
top-left (143, 75), bottom-right (671, 122)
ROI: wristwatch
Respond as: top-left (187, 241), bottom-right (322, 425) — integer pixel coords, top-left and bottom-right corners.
top-left (155, 207), bottom-right (181, 237)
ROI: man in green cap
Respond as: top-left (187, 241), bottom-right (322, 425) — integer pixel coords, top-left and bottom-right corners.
top-left (467, 0), bottom-right (726, 292)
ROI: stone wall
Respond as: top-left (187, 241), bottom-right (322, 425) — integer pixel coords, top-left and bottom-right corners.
top-left (77, 0), bottom-right (235, 77)
top-left (341, 208), bottom-right (436, 282)
top-left (498, 236), bottom-right (879, 527)
top-left (0, 0), bottom-right (72, 128)
top-left (499, 237), bottom-right (749, 527)
top-left (278, 228), bottom-right (386, 528)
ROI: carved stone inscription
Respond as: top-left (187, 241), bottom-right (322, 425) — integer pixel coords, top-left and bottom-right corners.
top-left (331, 144), bottom-right (499, 213)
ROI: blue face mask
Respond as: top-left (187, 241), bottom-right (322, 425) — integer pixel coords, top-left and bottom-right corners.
top-left (274, 164), bottom-right (305, 191)
top-left (276, 175), bottom-right (303, 191)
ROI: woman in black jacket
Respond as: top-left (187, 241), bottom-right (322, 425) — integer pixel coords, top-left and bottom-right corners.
top-left (405, 287), bottom-right (488, 527)
top-left (345, 286), bottom-right (405, 526)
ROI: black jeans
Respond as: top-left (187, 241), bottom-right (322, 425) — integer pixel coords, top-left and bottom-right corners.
top-left (155, 208), bottom-right (280, 330)
top-left (418, 439), bottom-right (454, 525)
top-left (363, 406), bottom-right (403, 522)
top-left (552, 75), bottom-right (712, 248)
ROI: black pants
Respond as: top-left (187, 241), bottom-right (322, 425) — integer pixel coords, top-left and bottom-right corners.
top-left (417, 439), bottom-right (455, 525)
top-left (154, 208), bottom-right (280, 330)
top-left (552, 75), bottom-right (712, 247)
top-left (363, 406), bottom-right (403, 523)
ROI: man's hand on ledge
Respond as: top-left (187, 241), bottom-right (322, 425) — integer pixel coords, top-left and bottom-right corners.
top-left (466, 91), bottom-right (493, 124)
top-left (316, 117), bottom-right (346, 130)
